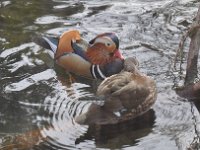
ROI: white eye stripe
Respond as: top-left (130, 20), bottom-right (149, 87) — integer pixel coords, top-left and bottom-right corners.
top-left (106, 42), bottom-right (111, 46)
top-left (94, 37), bottom-right (115, 46)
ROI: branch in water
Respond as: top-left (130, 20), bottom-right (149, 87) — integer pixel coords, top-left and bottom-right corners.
top-left (140, 42), bottom-right (172, 59)
top-left (173, 25), bottom-right (200, 69)
top-left (185, 24), bottom-right (200, 85)
top-left (175, 5), bottom-right (200, 99)
top-left (173, 4), bottom-right (200, 85)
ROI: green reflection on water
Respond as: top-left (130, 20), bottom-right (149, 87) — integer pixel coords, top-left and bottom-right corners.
top-left (0, 0), bottom-right (84, 49)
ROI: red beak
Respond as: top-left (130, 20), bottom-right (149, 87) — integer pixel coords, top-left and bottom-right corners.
top-left (114, 49), bottom-right (124, 60)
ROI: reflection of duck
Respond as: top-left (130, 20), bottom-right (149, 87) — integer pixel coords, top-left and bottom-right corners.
top-left (75, 57), bottom-right (157, 125)
top-left (36, 30), bottom-right (124, 79)
top-left (75, 109), bottom-right (155, 149)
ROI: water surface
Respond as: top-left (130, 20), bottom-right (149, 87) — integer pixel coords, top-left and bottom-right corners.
top-left (0, 0), bottom-right (200, 149)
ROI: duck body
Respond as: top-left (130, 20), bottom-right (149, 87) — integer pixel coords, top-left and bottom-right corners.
top-left (75, 57), bottom-right (157, 125)
top-left (36, 30), bottom-right (124, 79)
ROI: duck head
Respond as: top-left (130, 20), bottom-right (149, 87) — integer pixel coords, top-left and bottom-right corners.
top-left (123, 57), bottom-right (140, 73)
top-left (86, 33), bottom-right (124, 65)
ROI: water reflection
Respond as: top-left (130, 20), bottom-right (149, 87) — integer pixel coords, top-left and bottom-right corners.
top-left (75, 109), bottom-right (155, 149)
top-left (0, 0), bottom-right (200, 149)
top-left (0, 87), bottom-right (156, 149)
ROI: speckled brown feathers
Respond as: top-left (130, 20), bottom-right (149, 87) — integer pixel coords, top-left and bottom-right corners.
top-left (97, 57), bottom-right (157, 121)
top-left (75, 57), bottom-right (157, 125)
top-left (97, 70), bottom-right (156, 114)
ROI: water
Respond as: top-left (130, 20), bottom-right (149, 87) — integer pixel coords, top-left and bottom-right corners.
top-left (0, 0), bottom-right (200, 149)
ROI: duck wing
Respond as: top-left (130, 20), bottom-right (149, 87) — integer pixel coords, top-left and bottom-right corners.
top-left (96, 72), bottom-right (132, 112)
top-left (71, 39), bottom-right (89, 61)
top-left (97, 71), bottom-right (156, 111)
top-left (97, 72), bottom-right (131, 96)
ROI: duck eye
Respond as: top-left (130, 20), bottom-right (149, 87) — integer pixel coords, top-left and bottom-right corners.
top-left (106, 42), bottom-right (111, 47)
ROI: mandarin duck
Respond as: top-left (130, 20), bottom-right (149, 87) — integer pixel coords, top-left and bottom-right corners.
top-left (75, 57), bottom-right (157, 125)
top-left (36, 30), bottom-right (124, 79)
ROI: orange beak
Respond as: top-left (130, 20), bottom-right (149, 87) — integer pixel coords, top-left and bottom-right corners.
top-left (114, 49), bottom-right (124, 60)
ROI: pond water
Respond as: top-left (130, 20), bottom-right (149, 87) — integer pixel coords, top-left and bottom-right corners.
top-left (0, 0), bottom-right (200, 149)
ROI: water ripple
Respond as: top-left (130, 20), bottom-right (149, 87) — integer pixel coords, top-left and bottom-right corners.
top-left (0, 0), bottom-right (200, 149)
top-left (1, 1), bottom-right (11, 7)
top-left (5, 69), bottom-right (55, 92)
top-left (0, 43), bottom-right (38, 58)
top-left (35, 83), bottom-right (91, 149)
top-left (35, 16), bottom-right (65, 25)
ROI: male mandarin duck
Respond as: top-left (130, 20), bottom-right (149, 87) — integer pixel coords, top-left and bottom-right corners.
top-left (37, 30), bottom-right (124, 79)
top-left (75, 57), bottom-right (157, 125)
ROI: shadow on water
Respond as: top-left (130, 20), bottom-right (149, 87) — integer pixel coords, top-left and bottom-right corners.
top-left (75, 109), bottom-right (155, 149)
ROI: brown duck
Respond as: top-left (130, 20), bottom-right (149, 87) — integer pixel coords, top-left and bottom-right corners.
top-left (75, 57), bottom-right (157, 125)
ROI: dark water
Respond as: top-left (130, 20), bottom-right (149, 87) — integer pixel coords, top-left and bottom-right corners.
top-left (0, 0), bottom-right (200, 149)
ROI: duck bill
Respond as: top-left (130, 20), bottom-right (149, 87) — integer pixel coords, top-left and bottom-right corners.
top-left (114, 49), bottom-right (124, 60)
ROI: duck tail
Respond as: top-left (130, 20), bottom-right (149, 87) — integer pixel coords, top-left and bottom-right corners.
top-left (42, 37), bottom-right (58, 53)
top-left (34, 36), bottom-right (58, 53)
top-left (34, 36), bottom-right (59, 59)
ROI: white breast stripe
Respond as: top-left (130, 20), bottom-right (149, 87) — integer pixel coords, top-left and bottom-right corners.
top-left (92, 65), bottom-right (97, 79)
top-left (97, 65), bottom-right (106, 79)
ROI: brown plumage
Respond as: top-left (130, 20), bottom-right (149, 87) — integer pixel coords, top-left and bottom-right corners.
top-left (75, 57), bottom-right (157, 125)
